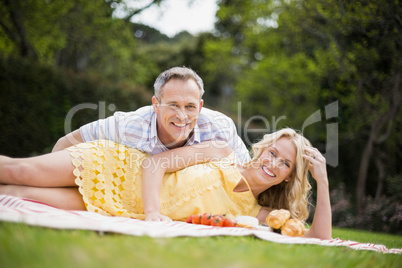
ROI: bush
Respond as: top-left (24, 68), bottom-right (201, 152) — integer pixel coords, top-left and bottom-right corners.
top-left (330, 183), bottom-right (356, 228)
top-left (330, 183), bottom-right (402, 234)
top-left (355, 196), bottom-right (402, 234)
top-left (0, 57), bottom-right (151, 156)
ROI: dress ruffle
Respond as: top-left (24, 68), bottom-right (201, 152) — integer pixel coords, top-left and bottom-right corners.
top-left (67, 140), bottom-right (148, 219)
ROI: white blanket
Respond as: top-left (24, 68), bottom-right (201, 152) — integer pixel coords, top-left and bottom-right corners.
top-left (0, 195), bottom-right (400, 254)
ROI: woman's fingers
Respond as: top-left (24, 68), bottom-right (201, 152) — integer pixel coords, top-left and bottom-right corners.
top-left (302, 147), bottom-right (328, 184)
top-left (145, 213), bottom-right (173, 222)
top-left (303, 147), bottom-right (324, 161)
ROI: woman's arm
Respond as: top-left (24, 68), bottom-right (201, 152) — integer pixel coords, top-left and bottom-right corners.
top-left (302, 147), bottom-right (332, 240)
top-left (142, 140), bottom-right (235, 221)
top-left (256, 207), bottom-right (272, 223)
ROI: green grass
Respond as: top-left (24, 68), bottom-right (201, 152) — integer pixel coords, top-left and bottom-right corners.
top-left (0, 221), bottom-right (401, 268)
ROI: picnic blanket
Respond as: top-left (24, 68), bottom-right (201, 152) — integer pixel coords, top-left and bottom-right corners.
top-left (0, 195), bottom-right (400, 254)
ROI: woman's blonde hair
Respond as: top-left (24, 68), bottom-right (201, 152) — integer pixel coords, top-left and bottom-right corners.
top-left (244, 128), bottom-right (312, 222)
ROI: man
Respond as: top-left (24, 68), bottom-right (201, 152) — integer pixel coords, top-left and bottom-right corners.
top-left (52, 67), bottom-right (250, 163)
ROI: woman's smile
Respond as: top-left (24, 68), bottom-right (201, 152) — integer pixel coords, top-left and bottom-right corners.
top-left (262, 165), bottom-right (276, 177)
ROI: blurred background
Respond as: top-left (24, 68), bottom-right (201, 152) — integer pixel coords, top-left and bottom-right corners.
top-left (0, 0), bottom-right (400, 234)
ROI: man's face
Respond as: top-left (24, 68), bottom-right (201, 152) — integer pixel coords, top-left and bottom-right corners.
top-left (152, 78), bottom-right (203, 148)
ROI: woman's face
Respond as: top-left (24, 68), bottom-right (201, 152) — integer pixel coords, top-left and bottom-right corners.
top-left (252, 137), bottom-right (297, 189)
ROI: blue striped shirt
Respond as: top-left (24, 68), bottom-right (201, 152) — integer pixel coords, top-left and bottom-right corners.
top-left (80, 106), bottom-right (250, 163)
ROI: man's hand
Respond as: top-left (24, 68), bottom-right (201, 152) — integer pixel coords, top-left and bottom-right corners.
top-left (52, 130), bottom-right (84, 152)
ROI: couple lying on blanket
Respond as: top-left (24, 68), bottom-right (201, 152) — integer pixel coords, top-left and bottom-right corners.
top-left (0, 128), bottom-right (331, 240)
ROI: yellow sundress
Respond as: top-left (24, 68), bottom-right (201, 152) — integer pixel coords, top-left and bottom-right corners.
top-left (67, 140), bottom-right (261, 221)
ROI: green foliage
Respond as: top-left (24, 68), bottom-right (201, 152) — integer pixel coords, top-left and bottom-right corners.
top-left (0, 0), bottom-right (69, 60)
top-left (201, 36), bottom-right (242, 108)
top-left (0, 57), bottom-right (151, 157)
top-left (132, 23), bottom-right (176, 43)
top-left (386, 174), bottom-right (402, 203)
top-left (131, 24), bottom-right (211, 99)
top-left (236, 52), bottom-right (320, 129)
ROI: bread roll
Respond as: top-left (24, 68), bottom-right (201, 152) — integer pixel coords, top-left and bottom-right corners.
top-left (265, 209), bottom-right (291, 229)
top-left (281, 219), bottom-right (305, 237)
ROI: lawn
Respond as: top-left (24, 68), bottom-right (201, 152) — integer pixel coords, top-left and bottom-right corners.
top-left (0, 221), bottom-right (401, 268)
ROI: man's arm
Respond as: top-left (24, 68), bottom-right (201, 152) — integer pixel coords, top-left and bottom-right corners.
top-left (200, 108), bottom-right (250, 164)
top-left (52, 129), bottom-right (84, 152)
top-left (223, 115), bottom-right (250, 163)
top-left (142, 140), bottom-right (233, 221)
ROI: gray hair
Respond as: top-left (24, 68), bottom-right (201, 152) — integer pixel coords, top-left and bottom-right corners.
top-left (153, 66), bottom-right (205, 100)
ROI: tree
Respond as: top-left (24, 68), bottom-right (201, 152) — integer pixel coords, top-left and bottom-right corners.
top-left (289, 0), bottom-right (402, 215)
top-left (109, 0), bottom-right (165, 23)
top-left (205, 0), bottom-right (402, 221)
top-left (0, 0), bottom-right (165, 71)
top-left (205, 0), bottom-right (323, 142)
top-left (0, 0), bottom-right (67, 60)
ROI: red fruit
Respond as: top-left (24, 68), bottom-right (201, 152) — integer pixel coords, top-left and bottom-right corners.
top-left (192, 214), bottom-right (202, 224)
top-left (201, 213), bottom-right (212, 225)
top-left (210, 215), bottom-right (224, 227)
top-left (186, 215), bottom-right (193, 223)
top-left (223, 218), bottom-right (236, 227)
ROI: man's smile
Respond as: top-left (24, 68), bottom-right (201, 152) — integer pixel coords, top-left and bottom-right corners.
top-left (172, 122), bottom-right (190, 128)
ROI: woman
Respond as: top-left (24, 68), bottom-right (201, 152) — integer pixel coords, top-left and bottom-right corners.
top-left (0, 128), bottom-right (331, 239)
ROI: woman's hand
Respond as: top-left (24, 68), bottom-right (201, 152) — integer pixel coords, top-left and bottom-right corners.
top-left (145, 211), bottom-right (172, 222)
top-left (303, 147), bottom-right (328, 186)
